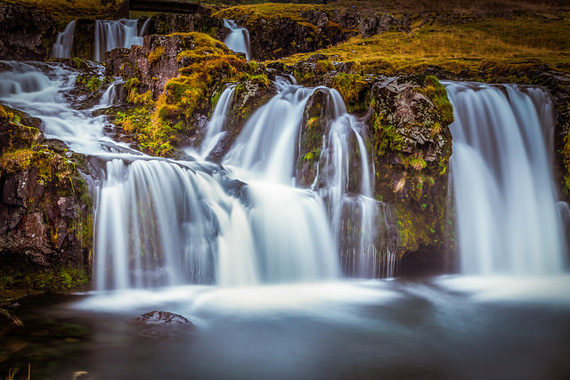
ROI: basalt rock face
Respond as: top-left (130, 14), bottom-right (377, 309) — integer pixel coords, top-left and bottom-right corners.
top-left (213, 10), bottom-right (354, 60)
top-left (368, 76), bottom-right (453, 265)
top-left (0, 3), bottom-right (56, 60)
top-left (358, 13), bottom-right (411, 38)
top-left (0, 106), bottom-right (93, 274)
top-left (292, 59), bottom-right (454, 269)
top-left (145, 12), bottom-right (225, 41)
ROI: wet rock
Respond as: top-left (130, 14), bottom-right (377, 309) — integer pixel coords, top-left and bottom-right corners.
top-left (0, 3), bottom-right (56, 60)
top-left (0, 107), bottom-right (93, 271)
top-left (133, 311), bottom-right (193, 328)
top-left (368, 75), bottom-right (453, 262)
top-left (217, 14), bottom-right (350, 60)
top-left (131, 311), bottom-right (194, 338)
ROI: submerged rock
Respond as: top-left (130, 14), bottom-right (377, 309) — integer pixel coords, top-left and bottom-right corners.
top-left (133, 311), bottom-right (193, 328)
top-left (131, 311), bottom-right (194, 338)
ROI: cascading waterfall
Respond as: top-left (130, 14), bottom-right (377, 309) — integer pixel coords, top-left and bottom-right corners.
top-left (223, 19), bottom-right (252, 60)
top-left (446, 81), bottom-right (567, 275)
top-left (94, 19), bottom-right (147, 62)
top-left (189, 84), bottom-right (236, 160)
top-left (315, 93), bottom-right (397, 278)
top-left (1, 63), bottom-right (343, 290)
top-left (52, 20), bottom-right (76, 59)
top-left (94, 158), bottom-right (260, 289)
top-left (225, 77), bottom-right (396, 278)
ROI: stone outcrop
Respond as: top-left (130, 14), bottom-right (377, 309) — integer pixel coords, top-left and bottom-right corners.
top-left (0, 106), bottom-right (93, 278)
top-left (213, 8), bottom-right (355, 60)
top-left (105, 32), bottom-right (276, 158)
top-left (145, 12), bottom-right (225, 40)
top-left (368, 75), bottom-right (453, 266)
top-left (358, 13), bottom-right (411, 38)
top-left (290, 57), bottom-right (454, 270)
top-left (0, 3), bottom-right (56, 60)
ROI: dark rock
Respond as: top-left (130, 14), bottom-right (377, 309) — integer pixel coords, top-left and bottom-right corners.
top-left (131, 311), bottom-right (194, 338)
top-left (146, 13), bottom-right (224, 40)
top-left (0, 107), bottom-right (93, 270)
top-left (359, 13), bottom-right (411, 38)
top-left (0, 3), bottom-right (56, 60)
top-left (223, 14), bottom-right (351, 60)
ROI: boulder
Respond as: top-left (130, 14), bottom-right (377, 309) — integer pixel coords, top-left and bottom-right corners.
top-left (133, 311), bottom-right (193, 328)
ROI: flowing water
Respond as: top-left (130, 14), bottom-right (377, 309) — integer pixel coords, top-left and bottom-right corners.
top-left (2, 61), bottom-right (570, 379)
top-left (52, 20), bottom-right (76, 59)
top-left (446, 82), bottom-right (567, 275)
top-left (223, 19), bottom-right (252, 60)
top-left (94, 19), bottom-right (148, 62)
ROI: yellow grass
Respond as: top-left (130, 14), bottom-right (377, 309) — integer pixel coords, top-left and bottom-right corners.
top-left (278, 15), bottom-right (570, 74)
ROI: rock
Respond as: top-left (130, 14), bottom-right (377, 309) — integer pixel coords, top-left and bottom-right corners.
top-left (214, 10), bottom-right (354, 60)
top-left (146, 13), bottom-right (224, 40)
top-left (368, 75), bottom-right (453, 262)
top-left (133, 310), bottom-right (193, 328)
top-left (359, 13), bottom-right (411, 38)
top-left (0, 3), bottom-right (56, 60)
top-left (0, 106), bottom-right (93, 272)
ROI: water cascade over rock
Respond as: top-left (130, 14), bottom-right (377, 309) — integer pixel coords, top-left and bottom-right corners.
top-left (446, 82), bottom-right (567, 275)
top-left (223, 19), bottom-right (251, 60)
top-left (225, 77), bottom-right (395, 278)
top-left (52, 20), bottom-right (76, 59)
top-left (316, 92), bottom-right (397, 277)
top-left (94, 19), bottom-right (148, 62)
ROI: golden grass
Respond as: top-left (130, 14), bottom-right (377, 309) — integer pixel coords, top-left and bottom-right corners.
top-left (278, 15), bottom-right (570, 75)
top-left (5, 0), bottom-right (120, 22)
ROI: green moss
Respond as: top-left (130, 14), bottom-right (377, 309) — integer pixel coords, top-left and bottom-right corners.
top-left (417, 75), bottom-right (454, 126)
top-left (148, 45), bottom-right (165, 64)
top-left (0, 266), bottom-right (88, 293)
top-left (371, 112), bottom-right (403, 158)
top-left (330, 73), bottom-right (369, 113)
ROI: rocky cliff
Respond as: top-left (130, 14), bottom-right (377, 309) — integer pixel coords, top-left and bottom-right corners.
top-left (0, 105), bottom-right (93, 293)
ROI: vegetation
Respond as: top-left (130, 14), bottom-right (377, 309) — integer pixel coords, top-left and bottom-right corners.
top-left (113, 32), bottom-right (255, 157)
top-left (5, 0), bottom-right (122, 23)
top-left (279, 15), bottom-right (570, 77)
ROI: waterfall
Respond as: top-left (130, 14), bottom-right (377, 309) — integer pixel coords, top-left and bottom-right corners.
top-left (225, 77), bottom-right (396, 278)
top-left (318, 111), bottom-right (397, 278)
top-left (94, 19), bottom-right (146, 62)
top-left (1, 63), bottom-right (340, 289)
top-left (223, 19), bottom-right (252, 61)
top-left (52, 20), bottom-right (76, 58)
top-left (446, 81), bottom-right (567, 275)
top-left (194, 84), bottom-right (236, 160)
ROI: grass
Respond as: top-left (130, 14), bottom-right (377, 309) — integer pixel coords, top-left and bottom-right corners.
top-left (5, 0), bottom-right (122, 23)
top-left (278, 15), bottom-right (570, 75)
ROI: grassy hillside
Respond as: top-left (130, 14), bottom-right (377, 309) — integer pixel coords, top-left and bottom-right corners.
top-left (278, 14), bottom-right (570, 76)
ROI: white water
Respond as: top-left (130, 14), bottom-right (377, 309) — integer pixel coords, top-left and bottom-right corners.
top-left (52, 20), bottom-right (76, 59)
top-left (94, 19), bottom-right (148, 62)
top-left (446, 81), bottom-right (567, 275)
top-left (190, 84), bottom-right (236, 160)
top-left (225, 77), bottom-right (396, 277)
top-left (223, 19), bottom-right (252, 61)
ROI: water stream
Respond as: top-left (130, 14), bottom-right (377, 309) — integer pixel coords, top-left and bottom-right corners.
top-left (446, 82), bottom-right (567, 275)
top-left (94, 19), bottom-right (148, 62)
top-left (52, 20), bottom-right (76, 59)
top-left (1, 60), bottom-right (570, 379)
top-left (223, 19), bottom-right (252, 60)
